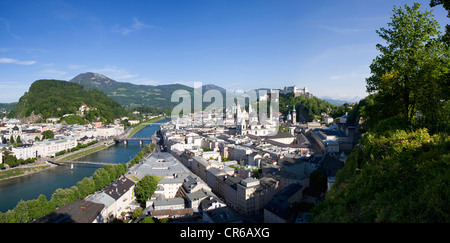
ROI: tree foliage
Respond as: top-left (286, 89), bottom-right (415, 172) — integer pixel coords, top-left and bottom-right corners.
top-left (134, 175), bottom-right (160, 204)
top-left (0, 163), bottom-right (128, 223)
top-left (279, 94), bottom-right (346, 122)
top-left (9, 79), bottom-right (126, 123)
top-left (42, 130), bottom-right (55, 140)
top-left (313, 129), bottom-right (449, 223)
top-left (313, 3), bottom-right (450, 223)
top-left (430, 0), bottom-right (450, 45)
top-left (365, 3), bottom-right (450, 133)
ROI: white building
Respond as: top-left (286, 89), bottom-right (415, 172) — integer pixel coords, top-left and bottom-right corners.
top-left (340, 114), bottom-right (348, 124)
top-left (128, 119), bottom-right (140, 125)
top-left (236, 177), bottom-right (280, 216)
top-left (153, 198), bottom-right (185, 211)
top-left (279, 85), bottom-right (312, 98)
top-left (324, 116), bottom-right (334, 124)
top-left (155, 177), bottom-right (185, 199)
top-left (86, 176), bottom-right (135, 221)
top-left (85, 192), bottom-right (116, 223)
top-left (11, 144), bottom-right (38, 160)
top-left (309, 129), bottom-right (342, 154)
top-left (95, 125), bottom-right (124, 138)
top-left (12, 137), bottom-right (78, 160)
top-left (34, 137), bottom-right (78, 158)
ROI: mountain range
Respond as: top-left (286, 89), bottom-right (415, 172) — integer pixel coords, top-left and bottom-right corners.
top-left (319, 96), bottom-right (364, 106)
top-left (69, 72), bottom-right (238, 110)
top-left (70, 72), bottom-right (359, 111)
top-left (70, 72), bottom-right (195, 109)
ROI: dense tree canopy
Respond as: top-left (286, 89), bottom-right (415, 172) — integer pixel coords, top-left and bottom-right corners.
top-left (134, 175), bottom-right (160, 204)
top-left (366, 3), bottom-right (450, 133)
top-left (430, 0), bottom-right (450, 45)
top-left (0, 163), bottom-right (128, 223)
top-left (313, 129), bottom-right (449, 222)
top-left (279, 94), bottom-right (347, 122)
top-left (9, 79), bottom-right (126, 123)
top-left (313, 3), bottom-right (450, 223)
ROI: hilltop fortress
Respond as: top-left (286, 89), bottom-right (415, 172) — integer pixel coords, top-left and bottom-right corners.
top-left (278, 85), bottom-right (313, 98)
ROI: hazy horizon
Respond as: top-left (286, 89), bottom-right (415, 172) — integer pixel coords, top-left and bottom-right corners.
top-left (1, 0), bottom-right (448, 103)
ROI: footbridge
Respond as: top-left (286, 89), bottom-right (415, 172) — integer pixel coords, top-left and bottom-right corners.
top-left (48, 160), bottom-right (111, 166)
top-left (113, 137), bottom-right (154, 145)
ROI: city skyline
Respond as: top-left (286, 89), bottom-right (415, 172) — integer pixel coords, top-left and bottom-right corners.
top-left (1, 0), bottom-right (449, 103)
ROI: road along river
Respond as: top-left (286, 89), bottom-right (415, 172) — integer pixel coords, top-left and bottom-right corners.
top-left (0, 119), bottom-right (168, 213)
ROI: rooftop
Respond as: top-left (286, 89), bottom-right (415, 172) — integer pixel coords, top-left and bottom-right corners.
top-left (131, 152), bottom-right (192, 179)
top-left (33, 200), bottom-right (104, 223)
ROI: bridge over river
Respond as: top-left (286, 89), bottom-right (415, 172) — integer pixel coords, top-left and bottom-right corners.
top-left (48, 160), bottom-right (111, 166)
top-left (113, 137), bottom-right (154, 145)
top-left (113, 133), bottom-right (159, 145)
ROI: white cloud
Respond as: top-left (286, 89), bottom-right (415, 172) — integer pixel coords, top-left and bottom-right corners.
top-left (0, 57), bottom-right (36, 65)
top-left (90, 65), bottom-right (138, 80)
top-left (38, 69), bottom-right (67, 78)
top-left (132, 78), bottom-right (160, 86)
top-left (0, 17), bottom-right (20, 40)
top-left (0, 83), bottom-right (30, 103)
top-left (330, 72), bottom-right (368, 80)
top-left (67, 64), bottom-right (87, 69)
top-left (112, 17), bottom-right (157, 35)
top-left (318, 25), bottom-right (366, 34)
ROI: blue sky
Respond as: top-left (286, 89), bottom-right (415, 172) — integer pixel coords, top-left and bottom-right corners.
top-left (0, 0), bottom-right (448, 103)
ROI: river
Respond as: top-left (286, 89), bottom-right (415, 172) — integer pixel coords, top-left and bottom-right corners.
top-left (0, 119), bottom-right (169, 213)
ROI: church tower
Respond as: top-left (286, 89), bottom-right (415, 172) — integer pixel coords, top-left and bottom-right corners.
top-left (292, 106), bottom-right (297, 124)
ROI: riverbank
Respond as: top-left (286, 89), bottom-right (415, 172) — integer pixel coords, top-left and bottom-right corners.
top-left (0, 161), bottom-right (57, 182)
top-left (60, 144), bottom-right (109, 161)
top-left (0, 141), bottom-right (113, 182)
top-left (0, 118), bottom-right (167, 182)
top-left (127, 116), bottom-right (165, 138)
top-left (0, 120), bottom-right (168, 213)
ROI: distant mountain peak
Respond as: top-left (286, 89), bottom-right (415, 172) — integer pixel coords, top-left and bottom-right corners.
top-left (89, 72), bottom-right (109, 80)
top-left (70, 72), bottom-right (118, 88)
top-left (201, 84), bottom-right (226, 93)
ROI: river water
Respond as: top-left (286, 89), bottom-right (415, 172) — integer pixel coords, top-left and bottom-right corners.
top-left (0, 119), bottom-right (168, 213)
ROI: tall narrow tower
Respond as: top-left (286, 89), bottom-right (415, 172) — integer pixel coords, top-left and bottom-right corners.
top-left (292, 106), bottom-right (297, 124)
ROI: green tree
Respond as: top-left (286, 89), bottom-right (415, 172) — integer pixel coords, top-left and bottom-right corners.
top-left (92, 168), bottom-right (111, 190)
top-left (103, 164), bottom-right (117, 182)
top-left (278, 124), bottom-right (289, 133)
top-left (134, 175), bottom-right (160, 204)
top-left (13, 200), bottom-right (30, 223)
top-left (140, 216), bottom-right (157, 223)
top-left (66, 186), bottom-right (80, 203)
top-left (4, 152), bottom-right (18, 167)
top-left (42, 130), bottom-right (55, 140)
top-left (115, 163), bottom-right (127, 178)
top-left (26, 194), bottom-right (51, 221)
top-left (77, 177), bottom-right (96, 199)
top-left (0, 210), bottom-right (15, 223)
top-left (132, 207), bottom-right (143, 220)
top-left (50, 188), bottom-right (71, 208)
top-left (430, 0), bottom-right (450, 45)
top-left (366, 3), bottom-right (449, 132)
top-left (313, 128), bottom-right (449, 223)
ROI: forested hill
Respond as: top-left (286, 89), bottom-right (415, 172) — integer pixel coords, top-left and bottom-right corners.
top-left (279, 93), bottom-right (348, 122)
top-left (9, 79), bottom-right (126, 123)
top-left (70, 72), bottom-right (195, 110)
top-left (312, 3), bottom-right (449, 223)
